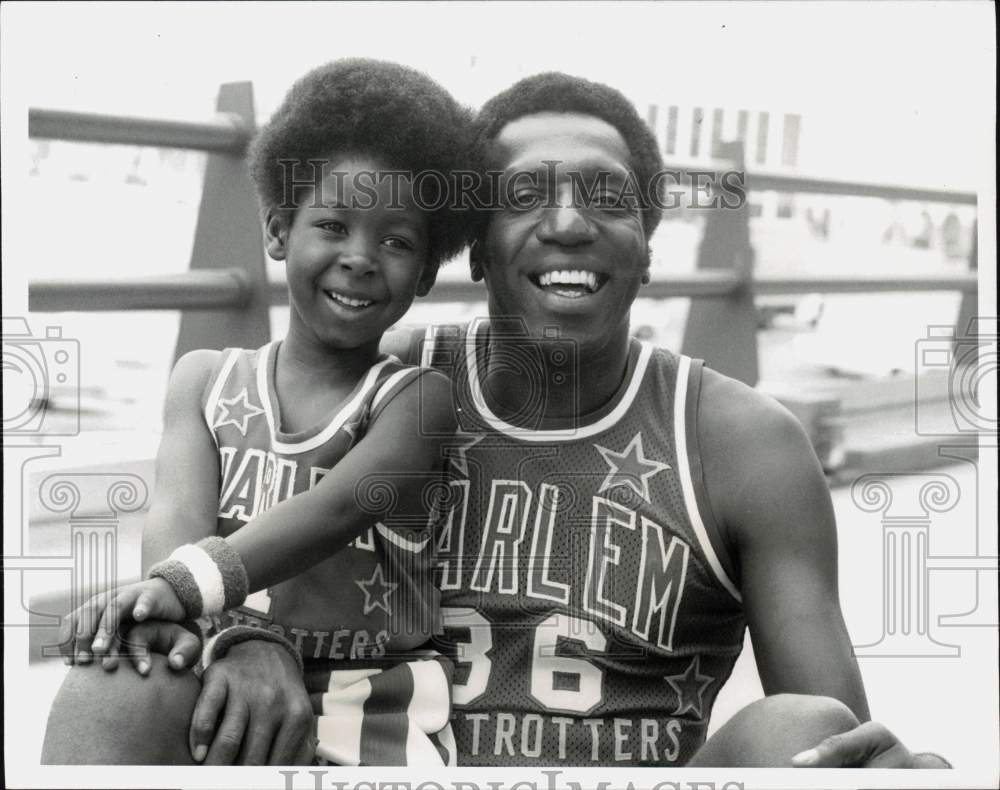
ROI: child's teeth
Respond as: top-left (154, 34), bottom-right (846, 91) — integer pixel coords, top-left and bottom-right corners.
top-left (328, 291), bottom-right (372, 308)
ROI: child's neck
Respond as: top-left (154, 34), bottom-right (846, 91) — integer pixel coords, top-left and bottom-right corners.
top-left (279, 326), bottom-right (381, 386)
top-left (272, 325), bottom-right (382, 434)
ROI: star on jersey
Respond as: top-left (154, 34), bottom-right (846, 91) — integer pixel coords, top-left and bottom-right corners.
top-left (594, 432), bottom-right (670, 503)
top-left (214, 388), bottom-right (265, 436)
top-left (665, 656), bottom-right (714, 719)
top-left (355, 563), bottom-right (398, 615)
top-left (447, 430), bottom-right (485, 477)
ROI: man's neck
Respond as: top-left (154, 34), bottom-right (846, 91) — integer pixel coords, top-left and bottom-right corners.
top-left (480, 323), bottom-right (632, 426)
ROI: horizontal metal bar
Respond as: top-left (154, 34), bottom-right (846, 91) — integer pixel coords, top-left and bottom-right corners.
top-left (745, 170), bottom-right (977, 205)
top-left (29, 269), bottom-right (251, 312)
top-left (28, 108), bottom-right (251, 154)
top-left (29, 269), bottom-right (976, 314)
top-left (753, 272), bottom-right (978, 295)
top-left (661, 159), bottom-right (977, 205)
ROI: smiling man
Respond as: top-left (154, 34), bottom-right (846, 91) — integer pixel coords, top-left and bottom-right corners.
top-left (393, 72), bottom-right (949, 768)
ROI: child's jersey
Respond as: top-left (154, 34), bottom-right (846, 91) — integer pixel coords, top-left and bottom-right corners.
top-left (199, 341), bottom-right (444, 661)
top-left (421, 321), bottom-right (746, 766)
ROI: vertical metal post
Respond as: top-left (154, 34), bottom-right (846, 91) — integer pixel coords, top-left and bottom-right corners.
top-left (681, 140), bottom-right (759, 386)
top-left (953, 218), bottom-right (978, 360)
top-left (174, 82), bottom-right (270, 363)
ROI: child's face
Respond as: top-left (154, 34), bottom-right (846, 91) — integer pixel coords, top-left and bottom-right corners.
top-left (267, 156), bottom-right (434, 351)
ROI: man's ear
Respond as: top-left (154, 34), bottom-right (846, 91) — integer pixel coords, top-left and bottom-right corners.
top-left (264, 210), bottom-right (290, 260)
top-left (469, 239), bottom-right (486, 282)
top-left (416, 262), bottom-right (439, 297)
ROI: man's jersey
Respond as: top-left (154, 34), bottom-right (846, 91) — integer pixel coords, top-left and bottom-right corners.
top-left (199, 341), bottom-right (442, 661)
top-left (420, 321), bottom-right (746, 766)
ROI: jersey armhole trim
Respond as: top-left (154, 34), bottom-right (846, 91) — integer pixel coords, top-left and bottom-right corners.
top-left (675, 355), bottom-right (742, 602)
top-left (418, 325), bottom-right (437, 368)
top-left (202, 349), bottom-right (241, 449)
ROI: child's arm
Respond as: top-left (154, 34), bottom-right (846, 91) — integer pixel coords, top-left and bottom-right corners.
top-left (141, 349), bottom-right (224, 572)
top-left (145, 368), bottom-right (457, 619)
top-left (60, 350), bottom-right (221, 666)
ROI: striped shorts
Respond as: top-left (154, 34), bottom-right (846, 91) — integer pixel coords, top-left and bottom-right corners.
top-left (305, 653), bottom-right (456, 766)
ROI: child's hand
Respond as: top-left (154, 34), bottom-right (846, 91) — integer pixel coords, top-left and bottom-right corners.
top-left (59, 577), bottom-right (187, 667)
top-left (111, 620), bottom-right (204, 676)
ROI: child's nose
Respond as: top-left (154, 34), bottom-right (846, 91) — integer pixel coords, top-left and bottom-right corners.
top-left (338, 245), bottom-right (377, 276)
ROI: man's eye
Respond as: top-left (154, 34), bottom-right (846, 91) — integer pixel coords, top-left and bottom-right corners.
top-left (593, 193), bottom-right (622, 208)
top-left (509, 191), bottom-right (544, 210)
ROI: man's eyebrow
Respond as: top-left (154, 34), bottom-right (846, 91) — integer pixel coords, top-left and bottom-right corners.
top-left (502, 161), bottom-right (632, 179)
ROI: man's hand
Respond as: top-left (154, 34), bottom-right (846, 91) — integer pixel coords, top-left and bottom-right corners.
top-left (190, 639), bottom-right (313, 765)
top-left (792, 721), bottom-right (951, 768)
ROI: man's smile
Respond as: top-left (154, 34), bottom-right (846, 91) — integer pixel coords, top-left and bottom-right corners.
top-left (528, 268), bottom-right (610, 299)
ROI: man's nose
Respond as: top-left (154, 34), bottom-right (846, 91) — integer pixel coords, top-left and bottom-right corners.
top-left (536, 191), bottom-right (598, 247)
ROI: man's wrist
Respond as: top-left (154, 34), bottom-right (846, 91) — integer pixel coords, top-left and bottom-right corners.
top-left (200, 625), bottom-right (303, 675)
top-left (227, 636), bottom-right (300, 671)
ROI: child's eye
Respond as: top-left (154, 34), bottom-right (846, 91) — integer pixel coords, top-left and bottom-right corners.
top-left (383, 236), bottom-right (416, 252)
top-left (318, 220), bottom-right (348, 235)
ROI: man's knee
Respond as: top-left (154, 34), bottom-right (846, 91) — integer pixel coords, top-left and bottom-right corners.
top-left (742, 693), bottom-right (859, 738)
top-left (693, 694), bottom-right (860, 767)
top-left (42, 655), bottom-right (200, 764)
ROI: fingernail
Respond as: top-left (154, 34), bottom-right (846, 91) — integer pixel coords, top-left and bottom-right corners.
top-left (792, 748), bottom-right (819, 766)
top-left (170, 653), bottom-right (184, 669)
top-left (63, 655), bottom-right (73, 666)
top-left (92, 637), bottom-right (106, 651)
top-left (134, 607), bottom-right (147, 620)
top-left (77, 651), bottom-right (92, 664)
top-left (193, 745), bottom-right (207, 762)
top-left (137, 659), bottom-right (149, 675)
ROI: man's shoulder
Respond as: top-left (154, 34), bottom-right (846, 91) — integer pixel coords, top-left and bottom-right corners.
top-left (381, 322), bottom-right (470, 366)
top-left (697, 365), bottom-right (826, 543)
top-left (698, 365), bottom-right (806, 453)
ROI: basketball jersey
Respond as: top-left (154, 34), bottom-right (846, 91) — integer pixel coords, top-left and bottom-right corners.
top-left (419, 320), bottom-right (746, 766)
top-left (199, 341), bottom-right (443, 661)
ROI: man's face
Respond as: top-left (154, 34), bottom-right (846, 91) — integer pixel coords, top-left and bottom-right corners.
top-left (476, 112), bottom-right (649, 353)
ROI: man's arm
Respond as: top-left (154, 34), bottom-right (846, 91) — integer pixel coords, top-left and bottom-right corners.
top-left (698, 369), bottom-right (945, 767)
top-left (699, 370), bottom-right (868, 716)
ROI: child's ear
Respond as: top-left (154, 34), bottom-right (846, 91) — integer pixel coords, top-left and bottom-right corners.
top-left (469, 239), bottom-right (486, 282)
top-left (264, 210), bottom-right (290, 260)
top-left (416, 262), bottom-right (439, 298)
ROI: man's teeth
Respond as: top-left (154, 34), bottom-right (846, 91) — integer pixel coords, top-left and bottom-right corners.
top-left (326, 291), bottom-right (373, 308)
top-left (538, 270), bottom-right (599, 292)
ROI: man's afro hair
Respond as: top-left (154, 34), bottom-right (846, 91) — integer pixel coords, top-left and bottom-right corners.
top-left (473, 72), bottom-right (665, 240)
top-left (249, 58), bottom-right (475, 268)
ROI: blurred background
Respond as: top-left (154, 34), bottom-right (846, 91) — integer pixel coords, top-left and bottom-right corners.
top-left (2, 1), bottom-right (996, 779)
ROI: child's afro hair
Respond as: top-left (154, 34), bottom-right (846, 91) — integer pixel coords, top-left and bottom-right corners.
top-left (249, 58), bottom-right (474, 269)
top-left (472, 72), bottom-right (665, 240)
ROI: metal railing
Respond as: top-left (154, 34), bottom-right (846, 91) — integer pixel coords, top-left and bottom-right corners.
top-left (27, 84), bottom-right (979, 385)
